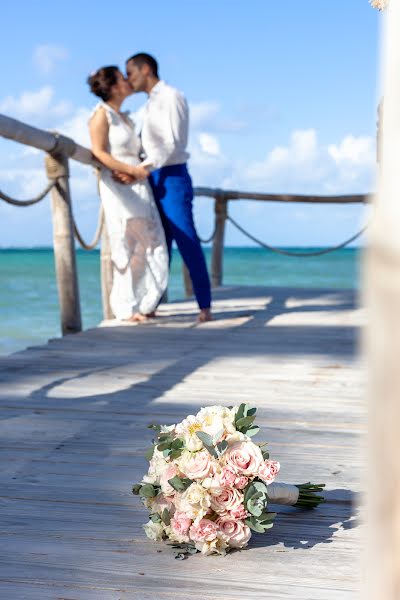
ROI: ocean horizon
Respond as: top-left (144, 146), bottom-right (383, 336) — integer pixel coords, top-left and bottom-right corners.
top-left (0, 246), bottom-right (361, 356)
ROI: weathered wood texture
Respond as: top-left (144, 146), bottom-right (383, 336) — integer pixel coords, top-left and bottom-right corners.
top-left (45, 153), bottom-right (82, 334)
top-left (0, 286), bottom-right (364, 599)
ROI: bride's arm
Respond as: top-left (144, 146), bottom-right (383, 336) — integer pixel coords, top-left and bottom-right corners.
top-left (89, 108), bottom-right (149, 179)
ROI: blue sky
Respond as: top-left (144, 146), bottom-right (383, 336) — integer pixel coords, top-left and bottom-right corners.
top-left (0, 0), bottom-right (381, 247)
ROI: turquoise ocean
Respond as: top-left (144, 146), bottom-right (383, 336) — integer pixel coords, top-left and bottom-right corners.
top-left (0, 247), bottom-right (361, 355)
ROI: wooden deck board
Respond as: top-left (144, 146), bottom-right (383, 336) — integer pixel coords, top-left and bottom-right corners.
top-left (0, 286), bottom-right (364, 599)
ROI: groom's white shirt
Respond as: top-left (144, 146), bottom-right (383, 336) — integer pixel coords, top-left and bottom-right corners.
top-left (140, 80), bottom-right (190, 170)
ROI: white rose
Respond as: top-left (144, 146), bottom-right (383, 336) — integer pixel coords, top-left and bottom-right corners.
top-left (174, 483), bottom-right (211, 520)
top-left (175, 415), bottom-right (203, 451)
top-left (196, 406), bottom-right (236, 440)
top-left (144, 447), bottom-right (169, 485)
top-left (143, 520), bottom-right (164, 541)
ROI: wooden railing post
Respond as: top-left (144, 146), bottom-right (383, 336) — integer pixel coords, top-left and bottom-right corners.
top-left (182, 263), bottom-right (193, 298)
top-left (211, 194), bottom-right (228, 288)
top-left (45, 153), bottom-right (82, 335)
top-left (100, 222), bottom-right (114, 320)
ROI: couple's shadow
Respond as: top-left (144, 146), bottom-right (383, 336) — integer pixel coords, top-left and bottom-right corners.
top-left (247, 489), bottom-right (360, 551)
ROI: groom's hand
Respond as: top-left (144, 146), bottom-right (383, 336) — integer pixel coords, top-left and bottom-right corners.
top-left (112, 170), bottom-right (136, 184)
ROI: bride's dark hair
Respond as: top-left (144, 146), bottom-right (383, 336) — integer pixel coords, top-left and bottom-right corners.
top-left (87, 66), bottom-right (119, 101)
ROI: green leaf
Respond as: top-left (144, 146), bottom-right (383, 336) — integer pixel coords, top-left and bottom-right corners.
top-left (245, 517), bottom-right (266, 534)
top-left (148, 424), bottom-right (161, 432)
top-left (244, 483), bottom-right (257, 504)
top-left (235, 403), bottom-right (247, 423)
top-left (157, 441), bottom-right (173, 451)
top-left (196, 431), bottom-right (214, 447)
top-left (158, 433), bottom-right (173, 442)
top-left (168, 475), bottom-right (193, 492)
top-left (247, 498), bottom-right (264, 517)
top-left (216, 440), bottom-right (228, 456)
top-left (171, 438), bottom-right (184, 450)
top-left (262, 449), bottom-right (270, 460)
top-left (162, 448), bottom-right (171, 458)
top-left (169, 449), bottom-right (183, 460)
top-left (247, 407), bottom-right (257, 416)
top-left (139, 484), bottom-right (157, 498)
top-left (144, 446), bottom-right (155, 461)
top-left (132, 484), bottom-right (142, 495)
top-left (150, 513), bottom-right (161, 523)
top-left (259, 512), bottom-right (277, 523)
top-left (213, 429), bottom-right (224, 444)
top-left (161, 508), bottom-right (171, 526)
top-left (246, 426), bottom-right (260, 437)
top-left (236, 415), bottom-right (256, 430)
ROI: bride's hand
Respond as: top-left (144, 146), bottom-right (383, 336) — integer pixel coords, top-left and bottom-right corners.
top-left (129, 165), bottom-right (149, 180)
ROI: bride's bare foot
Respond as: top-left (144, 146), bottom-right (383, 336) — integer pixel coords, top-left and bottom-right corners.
top-left (197, 308), bottom-right (213, 323)
top-left (124, 313), bottom-right (149, 323)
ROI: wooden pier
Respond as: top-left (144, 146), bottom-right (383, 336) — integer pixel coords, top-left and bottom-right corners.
top-left (0, 285), bottom-right (364, 599)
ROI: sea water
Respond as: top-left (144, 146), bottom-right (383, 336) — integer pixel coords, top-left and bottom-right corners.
top-left (0, 247), bottom-right (361, 355)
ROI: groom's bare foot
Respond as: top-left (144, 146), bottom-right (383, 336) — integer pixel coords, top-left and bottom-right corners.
top-left (197, 308), bottom-right (213, 323)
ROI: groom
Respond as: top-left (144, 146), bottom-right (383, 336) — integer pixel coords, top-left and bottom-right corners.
top-left (116, 53), bottom-right (212, 322)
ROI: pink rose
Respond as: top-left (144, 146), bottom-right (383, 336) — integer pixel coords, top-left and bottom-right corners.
top-left (210, 487), bottom-right (243, 514)
top-left (160, 464), bottom-right (178, 496)
top-left (189, 518), bottom-right (218, 543)
top-left (220, 467), bottom-right (237, 487)
top-left (228, 504), bottom-right (248, 520)
top-left (225, 441), bottom-right (263, 476)
top-left (171, 511), bottom-right (192, 537)
top-left (234, 475), bottom-right (248, 489)
top-left (152, 493), bottom-right (175, 515)
top-left (180, 451), bottom-right (212, 480)
top-left (217, 517), bottom-right (251, 549)
top-left (258, 460), bottom-right (280, 484)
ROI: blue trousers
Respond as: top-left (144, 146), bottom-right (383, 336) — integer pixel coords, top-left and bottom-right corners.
top-left (149, 164), bottom-right (211, 309)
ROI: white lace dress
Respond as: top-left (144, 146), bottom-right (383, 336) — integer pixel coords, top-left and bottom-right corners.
top-left (91, 102), bottom-right (169, 320)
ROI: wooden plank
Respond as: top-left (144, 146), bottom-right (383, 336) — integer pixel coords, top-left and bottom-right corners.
top-left (0, 286), bottom-right (364, 598)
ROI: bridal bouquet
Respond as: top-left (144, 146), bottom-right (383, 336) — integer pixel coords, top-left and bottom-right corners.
top-left (132, 404), bottom-right (324, 556)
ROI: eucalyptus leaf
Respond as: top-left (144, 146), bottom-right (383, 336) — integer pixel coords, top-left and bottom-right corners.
top-left (132, 484), bottom-right (142, 495)
top-left (150, 513), bottom-right (161, 523)
top-left (235, 403), bottom-right (247, 423)
top-left (171, 438), bottom-right (184, 450)
top-left (144, 446), bottom-right (155, 461)
top-left (216, 440), bottom-right (228, 456)
top-left (196, 431), bottom-right (214, 447)
top-left (168, 475), bottom-right (193, 492)
top-left (148, 424), bottom-right (161, 432)
top-left (246, 426), bottom-right (260, 437)
top-left (245, 517), bottom-right (267, 534)
top-left (235, 415), bottom-right (256, 430)
top-left (139, 483), bottom-right (156, 498)
top-left (247, 407), bottom-right (257, 416)
top-left (161, 508), bottom-right (171, 526)
top-left (169, 449), bottom-right (183, 460)
top-left (213, 429), bottom-right (224, 444)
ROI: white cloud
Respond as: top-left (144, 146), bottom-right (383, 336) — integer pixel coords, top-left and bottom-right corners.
top-left (190, 101), bottom-right (220, 128)
top-left (0, 86), bottom-right (72, 120)
top-left (198, 133), bottom-right (220, 156)
top-left (33, 44), bottom-right (69, 75)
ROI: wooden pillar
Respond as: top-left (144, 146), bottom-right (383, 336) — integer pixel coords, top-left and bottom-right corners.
top-left (211, 195), bottom-right (228, 288)
top-left (366, 3), bottom-right (400, 598)
top-left (100, 222), bottom-right (114, 320)
top-left (45, 153), bottom-right (82, 335)
top-left (182, 263), bottom-right (193, 298)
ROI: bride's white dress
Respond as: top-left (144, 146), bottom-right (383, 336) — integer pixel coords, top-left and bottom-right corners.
top-left (91, 102), bottom-right (169, 320)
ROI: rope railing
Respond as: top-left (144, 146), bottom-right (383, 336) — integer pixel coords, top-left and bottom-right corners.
top-left (0, 180), bottom-right (56, 206)
top-left (227, 214), bottom-right (367, 257)
top-left (73, 205), bottom-right (104, 251)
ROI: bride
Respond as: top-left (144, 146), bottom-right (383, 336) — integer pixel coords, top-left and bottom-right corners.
top-left (88, 66), bottom-right (168, 322)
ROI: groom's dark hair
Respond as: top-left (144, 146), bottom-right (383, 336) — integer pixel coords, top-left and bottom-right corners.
top-left (127, 53), bottom-right (159, 78)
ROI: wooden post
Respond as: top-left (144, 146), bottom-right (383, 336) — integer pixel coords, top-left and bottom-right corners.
top-left (366, 3), bottom-right (400, 598)
top-left (100, 222), bottom-right (114, 320)
top-left (182, 263), bottom-right (193, 298)
top-left (211, 195), bottom-right (228, 288)
top-left (45, 153), bottom-right (82, 335)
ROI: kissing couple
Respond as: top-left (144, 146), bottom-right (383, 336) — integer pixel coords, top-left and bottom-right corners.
top-left (88, 53), bottom-right (212, 323)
